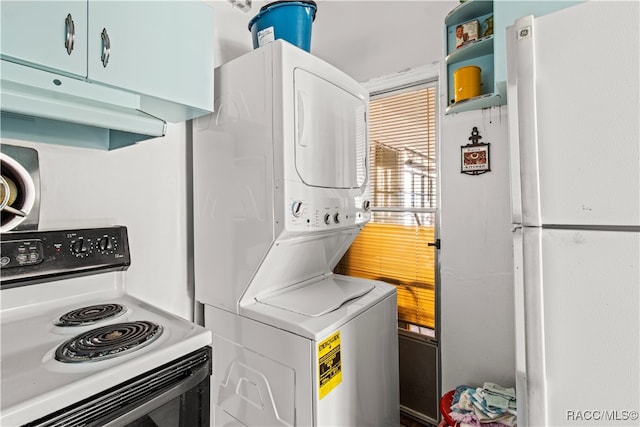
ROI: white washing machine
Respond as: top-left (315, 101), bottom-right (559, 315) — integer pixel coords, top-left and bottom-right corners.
top-left (192, 40), bottom-right (399, 426)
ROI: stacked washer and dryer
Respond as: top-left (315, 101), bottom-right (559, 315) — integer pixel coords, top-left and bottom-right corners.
top-left (192, 40), bottom-right (399, 426)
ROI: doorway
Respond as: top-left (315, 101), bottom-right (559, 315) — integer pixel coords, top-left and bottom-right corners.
top-left (335, 78), bottom-right (440, 424)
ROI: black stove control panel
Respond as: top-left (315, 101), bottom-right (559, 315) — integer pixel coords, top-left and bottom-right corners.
top-left (0, 226), bottom-right (131, 289)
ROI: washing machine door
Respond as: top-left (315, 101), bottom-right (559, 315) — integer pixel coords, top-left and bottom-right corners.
top-left (256, 275), bottom-right (374, 317)
top-left (1, 145), bottom-right (40, 232)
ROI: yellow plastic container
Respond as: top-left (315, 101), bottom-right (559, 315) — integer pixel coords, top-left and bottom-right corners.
top-left (453, 66), bottom-right (481, 103)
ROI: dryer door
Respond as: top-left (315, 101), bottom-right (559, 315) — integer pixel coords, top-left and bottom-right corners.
top-left (294, 68), bottom-right (367, 189)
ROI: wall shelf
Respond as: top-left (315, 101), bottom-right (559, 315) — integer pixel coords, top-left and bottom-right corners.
top-left (445, 0), bottom-right (492, 24)
top-left (445, 35), bottom-right (493, 65)
top-left (443, 1), bottom-right (583, 115)
top-left (445, 92), bottom-right (502, 115)
top-left (444, 0), bottom-right (504, 114)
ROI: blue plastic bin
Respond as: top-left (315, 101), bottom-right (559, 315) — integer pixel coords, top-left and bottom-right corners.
top-left (248, 1), bottom-right (317, 52)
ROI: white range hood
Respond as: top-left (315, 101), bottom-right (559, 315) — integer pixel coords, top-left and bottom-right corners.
top-left (0, 60), bottom-right (166, 150)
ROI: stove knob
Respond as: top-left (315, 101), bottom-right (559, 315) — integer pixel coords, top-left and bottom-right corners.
top-left (71, 239), bottom-right (88, 255)
top-left (98, 236), bottom-right (113, 252)
top-left (334, 212), bottom-right (341, 224)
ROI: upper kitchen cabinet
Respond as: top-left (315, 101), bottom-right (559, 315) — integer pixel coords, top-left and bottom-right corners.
top-left (86, 1), bottom-right (214, 122)
top-left (0, 1), bottom-right (214, 150)
top-left (444, 0), bottom-right (582, 115)
top-left (0, 1), bottom-right (88, 78)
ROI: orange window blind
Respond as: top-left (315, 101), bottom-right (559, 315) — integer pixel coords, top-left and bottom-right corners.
top-left (335, 84), bottom-right (438, 330)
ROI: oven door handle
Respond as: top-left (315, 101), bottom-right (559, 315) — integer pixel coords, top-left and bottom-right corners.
top-left (101, 363), bottom-right (210, 426)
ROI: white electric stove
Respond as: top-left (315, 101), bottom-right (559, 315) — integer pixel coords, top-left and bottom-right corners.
top-left (0, 226), bottom-right (212, 427)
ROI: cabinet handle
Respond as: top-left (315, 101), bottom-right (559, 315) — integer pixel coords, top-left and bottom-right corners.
top-left (64, 13), bottom-right (75, 55)
top-left (100, 28), bottom-right (111, 67)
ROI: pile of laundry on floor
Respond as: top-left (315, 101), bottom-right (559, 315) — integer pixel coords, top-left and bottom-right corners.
top-left (448, 383), bottom-right (517, 427)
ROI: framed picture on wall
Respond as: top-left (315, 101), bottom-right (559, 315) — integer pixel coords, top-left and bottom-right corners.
top-left (461, 142), bottom-right (490, 175)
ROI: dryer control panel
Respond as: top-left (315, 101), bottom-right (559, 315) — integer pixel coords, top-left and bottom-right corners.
top-left (287, 197), bottom-right (370, 230)
top-left (284, 178), bottom-right (371, 232)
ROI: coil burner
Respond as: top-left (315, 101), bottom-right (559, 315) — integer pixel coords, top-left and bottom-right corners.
top-left (55, 321), bottom-right (163, 363)
top-left (55, 303), bottom-right (126, 327)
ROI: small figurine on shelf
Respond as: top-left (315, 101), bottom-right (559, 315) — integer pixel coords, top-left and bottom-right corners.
top-left (483, 15), bottom-right (494, 37)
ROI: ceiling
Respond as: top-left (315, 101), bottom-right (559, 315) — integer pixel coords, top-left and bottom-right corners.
top-left (209, 0), bottom-right (459, 83)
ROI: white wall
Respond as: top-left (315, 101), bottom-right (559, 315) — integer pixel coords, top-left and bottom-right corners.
top-left (1, 125), bottom-right (194, 320)
top-left (439, 105), bottom-right (515, 391)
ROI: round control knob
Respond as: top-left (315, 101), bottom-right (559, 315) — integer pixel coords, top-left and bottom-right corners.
top-left (334, 213), bottom-right (341, 224)
top-left (291, 201), bottom-right (304, 218)
top-left (324, 213), bottom-right (332, 225)
top-left (98, 236), bottom-right (113, 252)
top-left (362, 200), bottom-right (371, 211)
top-left (71, 239), bottom-right (88, 255)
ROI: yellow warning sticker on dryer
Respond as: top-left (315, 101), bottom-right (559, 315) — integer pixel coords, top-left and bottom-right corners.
top-left (318, 330), bottom-right (342, 399)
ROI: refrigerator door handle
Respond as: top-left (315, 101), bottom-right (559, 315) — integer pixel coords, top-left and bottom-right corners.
top-left (506, 22), bottom-right (522, 226)
top-left (508, 15), bottom-right (542, 227)
top-left (512, 228), bottom-right (528, 426)
top-left (521, 227), bottom-right (549, 426)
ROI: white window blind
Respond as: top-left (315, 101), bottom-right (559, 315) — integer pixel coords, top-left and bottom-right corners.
top-left (335, 84), bottom-right (438, 330)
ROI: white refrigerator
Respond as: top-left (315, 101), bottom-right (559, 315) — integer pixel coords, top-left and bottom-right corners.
top-left (506, 2), bottom-right (640, 426)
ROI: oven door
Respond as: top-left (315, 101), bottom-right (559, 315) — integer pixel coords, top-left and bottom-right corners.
top-left (28, 347), bottom-right (211, 427)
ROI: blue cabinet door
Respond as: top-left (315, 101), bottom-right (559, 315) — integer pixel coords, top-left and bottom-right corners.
top-left (87, 1), bottom-right (214, 113)
top-left (0, 1), bottom-right (87, 77)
